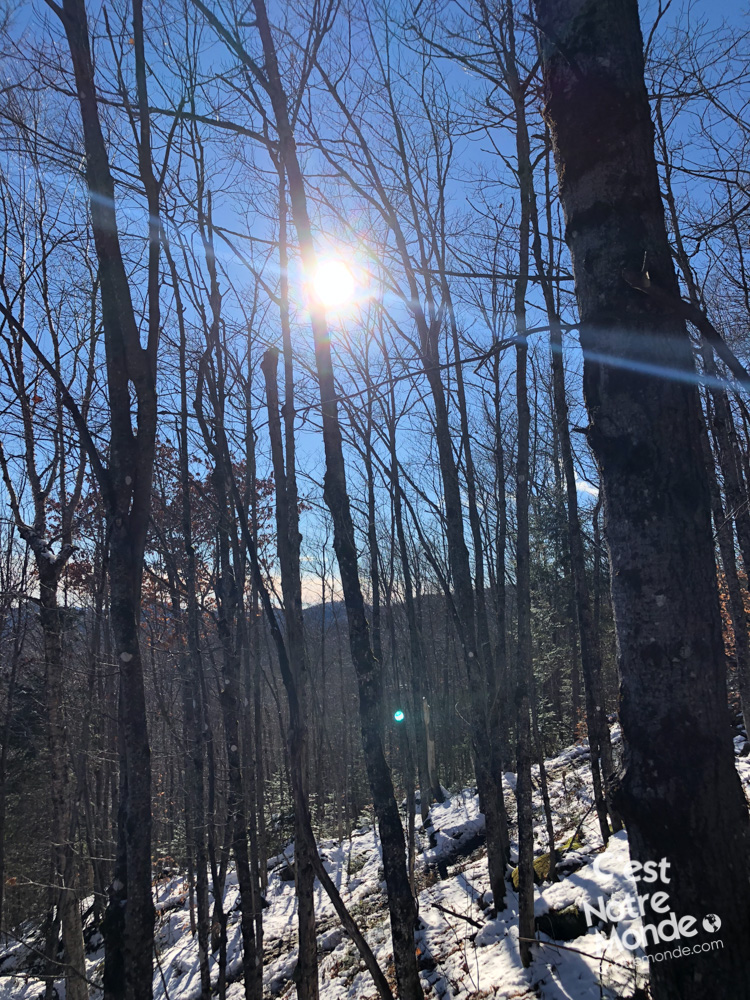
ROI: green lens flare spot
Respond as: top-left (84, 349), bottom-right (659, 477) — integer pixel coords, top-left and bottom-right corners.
top-left (394, 709), bottom-right (405, 722)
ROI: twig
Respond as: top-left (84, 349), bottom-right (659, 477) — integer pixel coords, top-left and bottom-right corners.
top-left (519, 936), bottom-right (638, 972)
top-left (0, 301), bottom-right (113, 507)
top-left (622, 269), bottom-right (750, 392)
top-left (431, 902), bottom-right (483, 929)
top-left (0, 927), bottom-right (103, 990)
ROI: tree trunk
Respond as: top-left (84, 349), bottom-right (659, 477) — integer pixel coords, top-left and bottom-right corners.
top-left (39, 567), bottom-right (88, 1000)
top-left (536, 2), bottom-right (750, 995)
top-left (530, 689), bottom-right (557, 883)
top-left (513, 254), bottom-right (535, 969)
top-left (529, 161), bottom-right (621, 837)
top-left (171, 241), bottom-right (211, 1000)
top-left (700, 389), bottom-right (750, 729)
top-left (195, 275), bottom-right (260, 1000)
top-left (385, 385), bottom-right (442, 817)
top-left (248, 5), bottom-right (423, 996)
top-left (704, 379), bottom-right (750, 730)
top-left (262, 346), bottom-right (318, 1000)
top-left (55, 3), bottom-right (159, 995)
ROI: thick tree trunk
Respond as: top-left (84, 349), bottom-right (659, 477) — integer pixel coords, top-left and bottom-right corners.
top-left (60, 891), bottom-right (88, 1000)
top-left (107, 549), bottom-right (155, 1000)
top-left (0, 630), bottom-right (20, 936)
top-left (658, 131), bottom-right (750, 738)
top-left (56, 3), bottom-right (158, 996)
top-left (536, 2), bottom-right (750, 995)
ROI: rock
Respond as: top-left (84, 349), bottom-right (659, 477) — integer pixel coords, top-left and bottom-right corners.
top-left (555, 850), bottom-right (589, 877)
top-left (278, 864), bottom-right (296, 882)
top-left (535, 904), bottom-right (589, 941)
top-left (318, 928), bottom-right (344, 954)
top-left (511, 835), bottom-right (582, 888)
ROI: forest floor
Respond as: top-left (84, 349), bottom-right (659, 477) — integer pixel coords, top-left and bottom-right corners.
top-left (3, 725), bottom-right (749, 1000)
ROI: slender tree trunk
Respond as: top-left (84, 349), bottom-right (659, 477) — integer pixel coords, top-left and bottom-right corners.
top-left (535, 242), bottom-right (620, 839)
top-left (262, 347), bottom-right (318, 1000)
top-left (385, 386), bottom-right (442, 817)
top-left (196, 295), bottom-right (260, 1000)
top-left (445, 307), bottom-right (511, 867)
top-left (269, 176), bottom-right (318, 999)
top-left (536, 2), bottom-right (750, 994)
top-left (39, 567), bottom-right (88, 1000)
top-left (513, 237), bottom-right (535, 969)
top-left (171, 243), bottom-right (211, 1000)
top-left (244, 335), bottom-right (265, 972)
top-left (530, 686), bottom-right (557, 883)
top-left (248, 6), bottom-right (423, 996)
top-left (657, 110), bottom-right (750, 736)
top-left (492, 351), bottom-right (510, 776)
top-left (700, 389), bottom-right (750, 728)
top-left (0, 625), bottom-right (21, 938)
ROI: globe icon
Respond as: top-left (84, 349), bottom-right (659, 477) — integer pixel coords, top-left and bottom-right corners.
top-left (702, 914), bottom-right (721, 933)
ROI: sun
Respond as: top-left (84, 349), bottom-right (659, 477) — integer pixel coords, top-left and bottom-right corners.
top-left (311, 258), bottom-right (356, 309)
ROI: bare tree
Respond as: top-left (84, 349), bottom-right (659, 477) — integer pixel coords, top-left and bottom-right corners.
top-left (36, 0), bottom-right (168, 993)
top-left (536, 0), bottom-right (750, 994)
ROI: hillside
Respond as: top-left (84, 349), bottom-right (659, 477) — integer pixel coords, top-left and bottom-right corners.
top-left (3, 727), bottom-right (744, 1000)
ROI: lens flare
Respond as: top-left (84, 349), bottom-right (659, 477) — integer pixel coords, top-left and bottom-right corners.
top-left (312, 259), bottom-right (356, 309)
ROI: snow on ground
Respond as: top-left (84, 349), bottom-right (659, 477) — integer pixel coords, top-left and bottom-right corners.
top-left (2, 725), bottom-right (745, 1000)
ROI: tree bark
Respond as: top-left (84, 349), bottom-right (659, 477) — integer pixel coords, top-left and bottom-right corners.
top-left (536, 1), bottom-right (750, 995)
top-left (51, 3), bottom-right (159, 996)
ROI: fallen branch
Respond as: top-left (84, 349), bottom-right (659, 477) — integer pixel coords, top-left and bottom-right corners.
top-left (431, 902), bottom-right (483, 929)
top-left (0, 927), bottom-right (102, 991)
top-left (519, 935), bottom-right (639, 973)
top-left (155, 892), bottom-right (188, 914)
